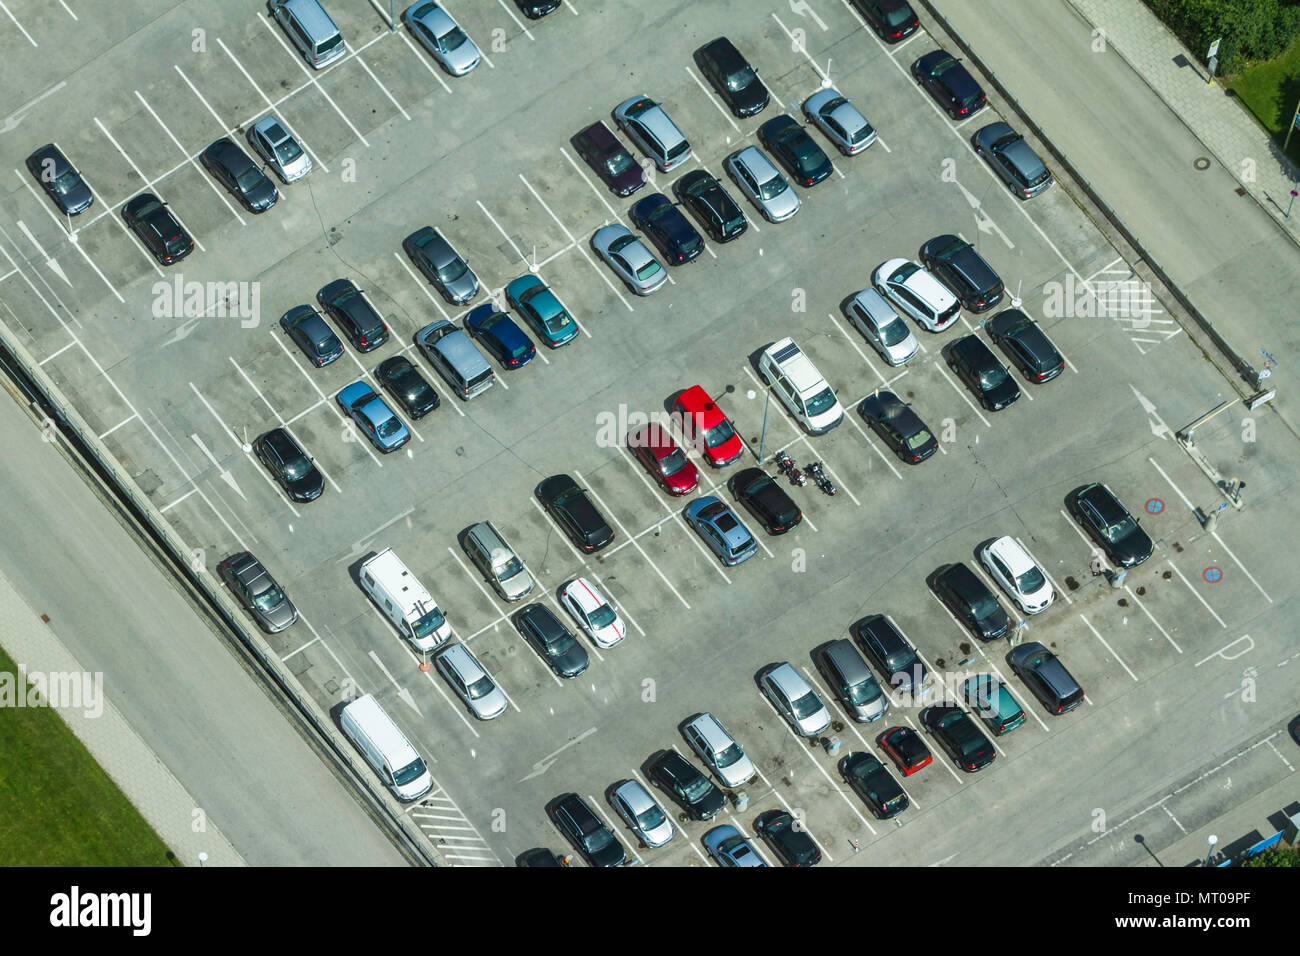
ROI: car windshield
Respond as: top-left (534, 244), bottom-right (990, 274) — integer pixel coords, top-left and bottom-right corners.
top-left (495, 556), bottom-right (525, 581)
top-left (281, 453), bottom-right (311, 479)
top-left (880, 318), bottom-right (911, 346)
top-left (52, 169), bottom-right (80, 194)
top-left (508, 341), bottom-right (531, 360)
top-left (993, 133), bottom-right (1020, 152)
top-left (376, 417), bottom-right (403, 439)
top-left (439, 28), bottom-right (468, 52)
top-left (961, 92), bottom-right (983, 110)
top-left (606, 151), bottom-right (635, 176)
top-left (716, 743), bottom-right (744, 767)
top-left (392, 756), bottom-right (427, 786)
top-left (885, 649), bottom-right (915, 672)
top-left (792, 143), bottom-right (825, 176)
top-left (683, 775), bottom-right (712, 801)
top-left (235, 166), bottom-right (264, 191)
top-left (588, 603), bottom-right (617, 629)
top-left (659, 449), bottom-right (687, 474)
top-left (1105, 515), bottom-right (1138, 542)
top-left (411, 608), bottom-right (445, 639)
top-left (906, 429), bottom-right (933, 451)
top-left (316, 334), bottom-right (341, 354)
top-left (971, 593), bottom-right (1000, 618)
top-left (886, 5), bottom-right (914, 27)
top-left (273, 136), bottom-right (302, 165)
top-left (804, 387), bottom-right (837, 417)
top-left (758, 173), bottom-right (788, 201)
top-left (791, 691), bottom-right (822, 718)
top-left (635, 259), bottom-right (663, 281)
top-left (546, 630), bottom-right (577, 656)
top-left (466, 676), bottom-right (494, 700)
top-left (541, 307), bottom-right (571, 333)
top-left (978, 365), bottom-right (1009, 389)
top-left (636, 805), bottom-right (666, 830)
top-left (436, 258), bottom-right (468, 283)
top-left (703, 418), bottom-right (736, 448)
top-left (584, 826), bottom-right (614, 853)
top-left (891, 262), bottom-right (920, 283)
top-left (849, 679), bottom-right (882, 705)
top-left (933, 56), bottom-right (958, 76)
top-left (252, 584), bottom-right (284, 612)
top-left (1015, 567), bottom-right (1046, 593)
top-left (164, 235), bottom-right (189, 255)
top-left (726, 66), bottom-right (757, 90)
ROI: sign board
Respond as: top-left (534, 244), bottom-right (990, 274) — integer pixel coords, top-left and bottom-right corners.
top-left (1208, 37), bottom-right (1221, 59)
top-left (1293, 106), bottom-right (1300, 131)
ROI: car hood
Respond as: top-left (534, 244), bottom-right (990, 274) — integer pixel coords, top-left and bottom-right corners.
top-left (984, 375), bottom-right (1020, 410)
top-left (441, 37), bottom-right (481, 74)
top-left (244, 177), bottom-right (278, 209)
top-left (763, 185), bottom-right (800, 219)
top-left (287, 469), bottom-right (324, 500)
top-left (552, 642), bottom-right (589, 677)
top-left (588, 836), bottom-right (625, 867)
top-left (258, 594), bottom-right (298, 631)
top-left (443, 268), bottom-right (479, 302)
top-left (731, 79), bottom-right (770, 114)
top-left (61, 179), bottom-right (93, 213)
top-left (977, 604), bottom-right (1011, 639)
top-left (1114, 526), bottom-right (1155, 566)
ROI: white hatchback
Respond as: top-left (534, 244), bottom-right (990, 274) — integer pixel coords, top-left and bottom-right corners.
top-left (979, 535), bottom-right (1055, 614)
top-left (559, 577), bottom-right (626, 647)
top-left (873, 257), bottom-right (961, 332)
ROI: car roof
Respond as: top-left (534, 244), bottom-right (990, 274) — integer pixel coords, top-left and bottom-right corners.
top-left (613, 779), bottom-right (655, 812)
top-left (563, 577), bottom-right (606, 613)
top-left (412, 3), bottom-right (455, 33)
top-left (687, 713), bottom-right (733, 752)
top-left (676, 385), bottom-right (725, 424)
top-left (902, 264), bottom-right (958, 307)
top-left (987, 536), bottom-right (1036, 576)
top-left (252, 115), bottom-right (291, 142)
top-left (262, 428), bottom-right (301, 458)
top-left (860, 614), bottom-right (907, 651)
top-left (438, 642), bottom-right (485, 681)
top-left (939, 562), bottom-right (989, 601)
top-left (764, 338), bottom-right (827, 396)
top-left (953, 333), bottom-right (996, 364)
top-left (627, 422), bottom-right (678, 456)
top-left (767, 662), bottom-right (811, 698)
top-left (734, 145), bottom-right (779, 180)
top-left (700, 36), bottom-right (745, 68)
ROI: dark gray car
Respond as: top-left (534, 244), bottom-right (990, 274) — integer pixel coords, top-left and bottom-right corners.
top-left (26, 144), bottom-right (93, 215)
top-left (514, 603), bottom-right (589, 678)
top-left (404, 226), bottom-right (479, 304)
top-left (972, 121), bottom-right (1053, 199)
top-left (217, 551), bottom-right (298, 633)
top-left (200, 138), bottom-right (278, 212)
top-left (280, 305), bottom-right (344, 367)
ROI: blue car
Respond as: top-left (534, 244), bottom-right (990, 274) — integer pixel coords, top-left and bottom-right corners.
top-left (505, 275), bottom-right (579, 348)
top-left (703, 825), bottom-right (768, 867)
top-left (464, 304), bottom-right (536, 370)
top-left (336, 381), bottom-right (410, 453)
top-left (684, 496), bottom-right (758, 566)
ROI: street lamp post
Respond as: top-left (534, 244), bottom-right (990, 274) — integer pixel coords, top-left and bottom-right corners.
top-left (1203, 834), bottom-right (1218, 867)
top-left (747, 388), bottom-right (772, 463)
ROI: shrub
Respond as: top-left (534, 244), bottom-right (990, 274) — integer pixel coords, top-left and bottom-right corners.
top-left (1145, 0), bottom-right (1300, 73)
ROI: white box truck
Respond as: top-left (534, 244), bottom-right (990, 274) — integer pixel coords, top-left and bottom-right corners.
top-left (339, 693), bottom-right (432, 802)
top-left (359, 548), bottom-right (452, 652)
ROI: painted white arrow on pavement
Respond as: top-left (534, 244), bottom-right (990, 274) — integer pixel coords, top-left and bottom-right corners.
top-left (1129, 385), bottom-right (1173, 440)
top-left (190, 433), bottom-right (246, 500)
top-left (367, 651), bottom-right (422, 716)
top-left (518, 727), bottom-right (598, 783)
top-left (17, 219), bottom-right (70, 286)
top-left (955, 180), bottom-right (1015, 249)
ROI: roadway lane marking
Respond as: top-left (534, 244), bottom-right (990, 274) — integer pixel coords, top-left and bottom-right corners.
top-left (158, 487), bottom-right (198, 513)
top-left (1079, 613), bottom-right (1138, 681)
top-left (1165, 560), bottom-right (1225, 628)
top-left (685, 66), bottom-right (741, 133)
top-left (12, 172), bottom-right (125, 302)
top-left (1122, 585), bottom-right (1181, 653)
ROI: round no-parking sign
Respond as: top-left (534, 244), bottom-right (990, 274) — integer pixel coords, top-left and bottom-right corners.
top-left (1203, 566), bottom-right (1223, 583)
top-left (1146, 498), bottom-right (1165, 515)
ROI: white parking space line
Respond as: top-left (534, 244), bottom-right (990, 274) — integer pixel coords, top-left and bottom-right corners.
top-left (0, 1), bottom-right (36, 46)
top-left (1145, 455), bottom-right (1196, 511)
top-left (341, 347), bottom-right (426, 441)
top-left (1122, 586), bottom-right (1181, 653)
top-left (685, 66), bottom-right (741, 133)
top-left (189, 381), bottom-right (299, 517)
top-left (255, 15), bottom-right (369, 147)
top-left (93, 118), bottom-right (205, 252)
top-left (12, 173), bottom-right (124, 302)
top-left (827, 313), bottom-right (887, 385)
top-left (586, 569), bottom-right (645, 637)
top-left (37, 339), bottom-right (78, 366)
top-left (495, 0), bottom-right (534, 39)
top-left (135, 90), bottom-right (244, 226)
top-left (770, 13), bottom-right (830, 83)
top-left (215, 39), bottom-right (329, 173)
top-left (477, 199), bottom-right (529, 267)
top-left (933, 359), bottom-right (990, 427)
top-left (575, 470), bottom-right (690, 609)
top-left (588, 796), bottom-right (642, 865)
top-left (1165, 560), bottom-right (1226, 628)
top-left (76, 178), bottom-right (166, 279)
top-left (418, 658), bottom-right (481, 739)
top-left (393, 251), bottom-right (455, 316)
top-left (354, 55), bottom-right (411, 121)
top-left (797, 665), bottom-right (881, 835)
top-left (842, 409), bottom-right (903, 481)
top-left (557, 148), bottom-right (624, 224)
top-left (396, 30), bottom-right (453, 94)
top-left (1078, 613), bottom-right (1139, 681)
top-left (1058, 508), bottom-right (1105, 566)
top-left (1012, 536), bottom-right (1071, 606)
top-left (527, 496), bottom-right (588, 567)
top-left (1209, 531), bottom-right (1272, 604)
top-left (97, 415), bottom-right (136, 440)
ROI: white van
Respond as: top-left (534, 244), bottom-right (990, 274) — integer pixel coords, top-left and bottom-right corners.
top-left (339, 693), bottom-right (432, 802)
top-left (759, 338), bottom-right (844, 434)
top-left (359, 548), bottom-right (452, 652)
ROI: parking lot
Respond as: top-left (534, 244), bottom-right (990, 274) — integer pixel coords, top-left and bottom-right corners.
top-left (2, 0), bottom-right (1297, 867)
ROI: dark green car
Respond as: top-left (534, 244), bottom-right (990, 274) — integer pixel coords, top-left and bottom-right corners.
top-left (962, 674), bottom-right (1026, 736)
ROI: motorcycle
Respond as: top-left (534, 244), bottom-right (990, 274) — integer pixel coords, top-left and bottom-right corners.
top-left (805, 460), bottom-right (837, 496)
top-left (774, 451), bottom-right (806, 487)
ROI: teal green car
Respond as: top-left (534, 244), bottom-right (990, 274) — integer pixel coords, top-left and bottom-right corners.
top-left (505, 274), bottom-right (579, 348)
top-left (963, 674), bottom-right (1026, 736)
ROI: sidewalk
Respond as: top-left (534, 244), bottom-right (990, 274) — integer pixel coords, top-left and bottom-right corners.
top-left (0, 563), bottom-right (245, 867)
top-left (1068, 0), bottom-right (1300, 243)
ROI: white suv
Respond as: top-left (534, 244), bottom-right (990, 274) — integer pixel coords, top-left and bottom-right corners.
top-left (684, 713), bottom-right (757, 789)
top-left (759, 338), bottom-right (843, 434)
top-left (979, 535), bottom-right (1055, 614)
top-left (873, 257), bottom-right (961, 332)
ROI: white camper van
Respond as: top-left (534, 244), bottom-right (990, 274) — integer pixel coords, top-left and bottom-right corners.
top-left (359, 548), bottom-right (452, 652)
top-left (339, 693), bottom-right (432, 802)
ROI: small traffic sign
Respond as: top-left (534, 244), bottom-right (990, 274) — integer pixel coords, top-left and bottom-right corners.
top-left (1145, 498), bottom-right (1165, 515)
top-left (1203, 566), bottom-right (1223, 583)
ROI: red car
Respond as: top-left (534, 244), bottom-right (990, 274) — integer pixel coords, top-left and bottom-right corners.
top-left (877, 726), bottom-right (932, 776)
top-left (628, 424), bottom-right (698, 496)
top-left (674, 385), bottom-right (744, 467)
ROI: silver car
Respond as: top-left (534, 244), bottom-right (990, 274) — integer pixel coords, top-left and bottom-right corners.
top-left (724, 146), bottom-right (799, 223)
top-left (434, 643), bottom-right (507, 720)
top-left (972, 121), bottom-right (1053, 199)
top-left (760, 662), bottom-right (831, 738)
top-left (247, 114), bottom-right (312, 184)
top-left (684, 713), bottom-right (757, 789)
top-left (591, 224), bottom-right (667, 295)
top-left (846, 287), bottom-right (919, 366)
top-left (802, 88), bottom-right (877, 155)
top-left (613, 95), bottom-right (692, 172)
top-left (403, 2), bottom-right (480, 76)
top-left (873, 257), bottom-right (961, 333)
top-left (610, 779), bottom-right (674, 848)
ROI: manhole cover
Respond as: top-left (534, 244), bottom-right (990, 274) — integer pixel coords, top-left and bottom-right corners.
top-left (1193, 156), bottom-right (1211, 170)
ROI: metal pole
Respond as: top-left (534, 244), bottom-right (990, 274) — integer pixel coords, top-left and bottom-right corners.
top-left (390, 0), bottom-right (396, 33)
top-left (1176, 399), bottom-right (1238, 444)
top-left (758, 390), bottom-right (770, 462)
top-left (1204, 834), bottom-right (1218, 867)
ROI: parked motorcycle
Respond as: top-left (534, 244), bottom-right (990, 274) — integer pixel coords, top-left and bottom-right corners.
top-left (774, 451), bottom-right (806, 487)
top-left (805, 460), bottom-right (837, 496)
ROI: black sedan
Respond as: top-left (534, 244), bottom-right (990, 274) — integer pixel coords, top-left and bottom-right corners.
top-left (537, 474), bottom-right (614, 553)
top-left (946, 334), bottom-right (1020, 411)
top-left (26, 144), bottom-right (93, 215)
top-left (932, 562), bottom-right (1011, 641)
top-left (200, 138), bottom-right (278, 212)
top-left (515, 847), bottom-right (564, 866)
top-left (280, 305), bottom-right (344, 367)
top-left (648, 750), bottom-right (725, 821)
top-left (921, 704), bottom-right (997, 772)
top-left (375, 355), bottom-right (439, 419)
top-left (912, 50), bottom-right (986, 119)
top-left (672, 169), bottom-right (747, 243)
top-left (515, 0), bottom-right (561, 17)
top-left (514, 603), bottom-right (589, 678)
top-left (859, 391), bottom-right (938, 464)
top-left (839, 751), bottom-right (909, 819)
top-left (630, 193), bottom-right (704, 265)
top-left (754, 809), bottom-right (821, 867)
top-left (1067, 482), bottom-right (1154, 568)
top-left (727, 467), bottom-right (801, 534)
top-left (852, 0), bottom-right (919, 43)
top-left (695, 36), bottom-right (770, 117)
top-left (920, 235), bottom-right (1004, 312)
top-left (317, 279), bottom-right (389, 352)
top-left (253, 428), bottom-right (324, 503)
top-left (122, 193), bottom-right (193, 265)
top-left (550, 793), bottom-right (625, 867)
top-left (987, 309), bottom-right (1066, 383)
top-left (758, 114), bottom-right (834, 187)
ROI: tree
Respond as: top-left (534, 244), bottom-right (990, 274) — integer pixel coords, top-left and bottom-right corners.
top-left (1241, 845), bottom-right (1300, 867)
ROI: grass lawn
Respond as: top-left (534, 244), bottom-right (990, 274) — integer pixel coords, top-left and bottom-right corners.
top-left (0, 645), bottom-right (174, 865)
top-left (1226, 35), bottom-right (1300, 167)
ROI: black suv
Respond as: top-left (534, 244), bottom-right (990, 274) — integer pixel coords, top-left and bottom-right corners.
top-left (727, 467), bottom-right (801, 534)
top-left (673, 170), bottom-right (747, 243)
top-left (317, 279), bottom-right (389, 352)
top-left (758, 114), bottom-right (834, 187)
top-left (200, 137), bottom-right (278, 212)
top-left (859, 391), bottom-right (938, 464)
top-left (550, 793), bottom-right (625, 867)
top-left (755, 809), bottom-right (820, 867)
top-left (649, 750), bottom-right (725, 820)
top-left (851, 614), bottom-right (928, 697)
top-left (839, 751), bottom-right (908, 819)
top-left (514, 603), bottom-right (589, 679)
top-left (695, 36), bottom-right (770, 117)
top-left (630, 193), bottom-right (704, 265)
top-left (932, 562), bottom-right (1010, 641)
top-left (1067, 482), bottom-right (1154, 568)
top-left (920, 235), bottom-right (1004, 312)
top-left (253, 428), bottom-right (324, 503)
top-left (122, 193), bottom-right (193, 265)
top-left (537, 475), bottom-right (614, 553)
top-left (987, 309), bottom-right (1066, 383)
top-left (946, 334), bottom-right (1020, 411)
top-left (1007, 642), bottom-right (1086, 715)
top-left (852, 0), bottom-right (919, 42)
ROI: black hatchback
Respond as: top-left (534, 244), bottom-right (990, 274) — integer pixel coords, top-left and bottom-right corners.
top-left (630, 192), bottom-right (704, 265)
top-left (514, 603), bottom-right (589, 678)
top-left (253, 428), bottom-right (324, 502)
top-left (26, 144), bottom-right (93, 216)
top-left (946, 334), bottom-right (1020, 411)
top-left (932, 562), bottom-right (1010, 641)
top-left (200, 138), bottom-right (278, 212)
top-left (375, 355), bottom-right (439, 419)
top-left (317, 279), bottom-right (389, 352)
top-left (537, 474), bottom-right (614, 553)
top-left (727, 467), bottom-right (801, 534)
top-left (852, 0), bottom-right (919, 42)
top-left (859, 391), bottom-right (938, 464)
top-left (122, 193), bottom-right (193, 265)
top-left (839, 751), bottom-right (909, 819)
top-left (758, 114), bottom-right (834, 187)
top-left (920, 235), bottom-right (1004, 312)
top-left (912, 50), bottom-right (986, 119)
top-left (281, 305), bottom-right (344, 367)
top-left (673, 169), bottom-right (747, 243)
top-left (987, 309), bottom-right (1066, 383)
top-left (1067, 482), bottom-right (1154, 568)
top-left (648, 750), bottom-right (725, 820)
top-left (755, 809), bottom-right (821, 867)
top-left (695, 36), bottom-right (770, 117)
top-left (550, 793), bottom-right (625, 868)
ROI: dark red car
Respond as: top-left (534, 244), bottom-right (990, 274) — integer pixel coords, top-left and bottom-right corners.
top-left (628, 423), bottom-right (698, 496)
top-left (571, 122), bottom-right (645, 197)
top-left (877, 726), bottom-right (933, 776)
top-left (673, 385), bottom-right (744, 467)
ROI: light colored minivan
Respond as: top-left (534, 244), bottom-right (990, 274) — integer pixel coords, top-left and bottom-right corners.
top-left (269, 0), bottom-right (346, 70)
top-left (464, 521), bottom-right (534, 601)
top-left (684, 713), bottom-right (756, 789)
top-left (339, 693), bottom-right (432, 801)
top-left (759, 338), bottom-right (844, 434)
top-left (416, 319), bottom-right (495, 400)
top-left (434, 643), bottom-right (507, 720)
top-left (820, 639), bottom-right (888, 722)
top-left (359, 548), bottom-right (452, 653)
